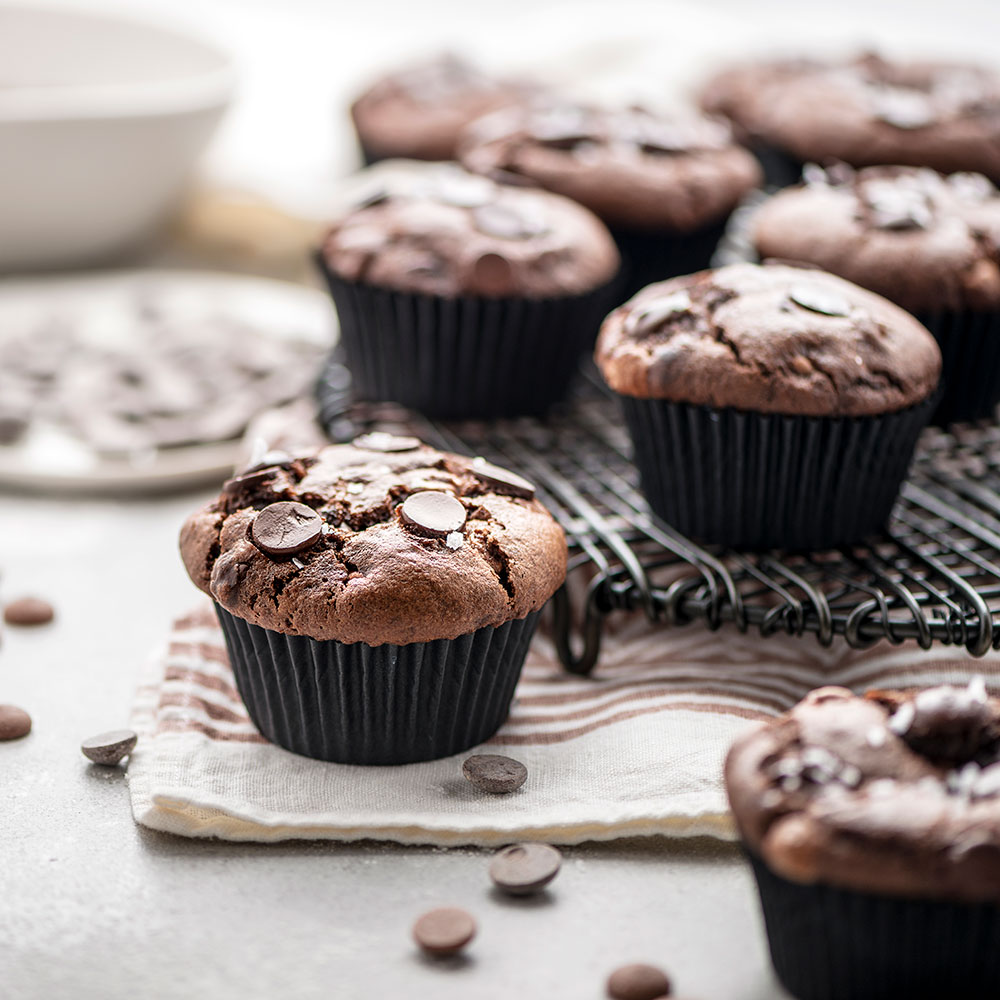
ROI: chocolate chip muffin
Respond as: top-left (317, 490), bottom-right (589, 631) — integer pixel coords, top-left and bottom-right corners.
top-left (349, 54), bottom-right (537, 164)
top-left (726, 682), bottom-right (1000, 999)
top-left (179, 435), bottom-right (567, 764)
top-left (459, 99), bottom-right (761, 295)
top-left (594, 262), bottom-right (941, 549)
top-left (316, 160), bottom-right (620, 419)
top-left (751, 164), bottom-right (1000, 424)
top-left (700, 52), bottom-right (1000, 188)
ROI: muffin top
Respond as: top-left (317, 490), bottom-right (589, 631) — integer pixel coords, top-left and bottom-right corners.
top-left (458, 99), bottom-right (762, 231)
top-left (752, 164), bottom-right (1000, 312)
top-left (699, 53), bottom-right (1000, 180)
top-left (594, 262), bottom-right (941, 417)
top-left (320, 161), bottom-right (620, 297)
top-left (350, 54), bottom-right (536, 161)
top-left (179, 435), bottom-right (568, 646)
top-left (726, 683), bottom-right (1000, 901)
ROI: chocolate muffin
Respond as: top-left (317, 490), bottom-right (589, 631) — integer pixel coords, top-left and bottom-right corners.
top-left (459, 99), bottom-right (761, 295)
top-left (700, 52), bottom-right (1000, 189)
top-left (751, 165), bottom-right (1000, 424)
top-left (180, 436), bottom-right (567, 763)
top-left (316, 160), bottom-right (620, 419)
top-left (594, 262), bottom-right (941, 549)
top-left (726, 682), bottom-right (1000, 999)
top-left (349, 54), bottom-right (536, 164)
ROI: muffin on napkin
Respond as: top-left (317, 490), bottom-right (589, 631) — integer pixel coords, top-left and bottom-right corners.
top-left (180, 435), bottom-right (567, 764)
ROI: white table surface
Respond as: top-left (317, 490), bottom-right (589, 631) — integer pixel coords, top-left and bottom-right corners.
top-left (3, 0), bottom-right (996, 996)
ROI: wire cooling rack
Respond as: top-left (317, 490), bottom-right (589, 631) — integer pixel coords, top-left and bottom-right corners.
top-left (317, 348), bottom-right (1000, 675)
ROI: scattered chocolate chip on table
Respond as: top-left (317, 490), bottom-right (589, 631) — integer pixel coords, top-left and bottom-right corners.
top-left (81, 729), bottom-right (138, 765)
top-left (412, 907), bottom-right (477, 957)
top-left (462, 753), bottom-right (528, 794)
top-left (606, 963), bottom-right (673, 1000)
top-left (0, 704), bottom-right (32, 741)
top-left (3, 596), bottom-right (55, 626)
top-left (489, 842), bottom-right (562, 896)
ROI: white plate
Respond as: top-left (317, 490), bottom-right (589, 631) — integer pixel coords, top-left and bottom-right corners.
top-left (0, 270), bottom-right (335, 495)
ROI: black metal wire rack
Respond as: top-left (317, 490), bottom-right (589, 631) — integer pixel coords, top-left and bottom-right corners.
top-left (317, 348), bottom-right (1000, 676)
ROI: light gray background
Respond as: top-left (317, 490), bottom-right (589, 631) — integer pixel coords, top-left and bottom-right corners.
top-left (3, 0), bottom-right (998, 997)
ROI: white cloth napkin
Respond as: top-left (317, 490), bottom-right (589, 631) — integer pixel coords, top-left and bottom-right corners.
top-left (128, 602), bottom-right (1000, 844)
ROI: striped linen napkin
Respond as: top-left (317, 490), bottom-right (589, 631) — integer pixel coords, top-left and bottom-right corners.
top-left (128, 602), bottom-right (1000, 844)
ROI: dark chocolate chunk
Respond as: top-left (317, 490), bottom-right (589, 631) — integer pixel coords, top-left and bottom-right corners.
top-left (251, 501), bottom-right (323, 556)
top-left (412, 907), bottom-right (477, 956)
top-left (222, 468), bottom-right (280, 497)
top-left (353, 432), bottom-right (422, 453)
top-left (788, 283), bottom-right (852, 317)
top-left (81, 729), bottom-right (138, 765)
top-left (624, 291), bottom-right (693, 335)
top-left (606, 964), bottom-right (672, 1000)
top-left (0, 704), bottom-right (32, 741)
top-left (4, 597), bottom-right (55, 626)
top-left (473, 203), bottom-right (547, 240)
top-left (462, 753), bottom-right (527, 793)
top-left (472, 252), bottom-right (516, 296)
top-left (400, 491), bottom-right (466, 537)
top-left (890, 680), bottom-right (997, 764)
top-left (489, 843), bottom-right (562, 895)
top-left (872, 89), bottom-right (936, 129)
top-left (470, 458), bottom-right (536, 499)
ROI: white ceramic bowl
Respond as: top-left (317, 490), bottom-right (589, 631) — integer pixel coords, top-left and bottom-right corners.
top-left (0, 5), bottom-right (234, 270)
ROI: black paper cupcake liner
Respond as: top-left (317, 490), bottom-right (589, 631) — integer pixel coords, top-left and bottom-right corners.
top-left (316, 256), bottom-right (618, 420)
top-left (215, 605), bottom-right (540, 765)
top-left (610, 217), bottom-right (729, 299)
top-left (916, 307), bottom-right (1000, 425)
top-left (748, 851), bottom-right (1000, 1000)
top-left (618, 394), bottom-right (936, 550)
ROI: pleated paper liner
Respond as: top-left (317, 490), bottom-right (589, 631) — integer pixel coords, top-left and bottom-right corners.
top-left (316, 255), bottom-right (620, 420)
top-left (748, 851), bottom-right (1000, 1000)
top-left (916, 307), bottom-right (1000, 425)
top-left (610, 216), bottom-right (729, 300)
top-left (619, 394), bottom-right (936, 550)
top-left (215, 605), bottom-right (540, 765)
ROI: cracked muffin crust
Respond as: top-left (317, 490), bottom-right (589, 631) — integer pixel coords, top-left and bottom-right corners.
top-left (751, 165), bottom-right (1000, 313)
top-left (320, 160), bottom-right (619, 298)
top-left (179, 436), bottom-right (568, 646)
top-left (594, 262), bottom-right (941, 417)
top-left (457, 99), bottom-right (761, 232)
top-left (699, 53), bottom-right (1000, 180)
top-left (350, 54), bottom-right (538, 162)
top-left (726, 682), bottom-right (1000, 901)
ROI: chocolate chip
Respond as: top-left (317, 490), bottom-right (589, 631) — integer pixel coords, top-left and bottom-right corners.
top-left (872, 89), bottom-right (936, 129)
top-left (470, 457), bottom-right (536, 499)
top-left (222, 467), bottom-right (279, 497)
top-left (81, 729), bottom-right (137, 765)
top-left (434, 172), bottom-right (495, 208)
top-left (0, 704), bottom-right (31, 741)
top-left (353, 432), bottom-right (421, 453)
top-left (489, 843), bottom-right (562, 895)
top-left (462, 753), bottom-right (527, 793)
top-left (606, 964), bottom-right (672, 1000)
top-left (412, 907), bottom-right (476, 957)
top-left (400, 491), bottom-right (466, 537)
top-left (788, 283), bottom-right (851, 318)
top-left (891, 681), bottom-right (997, 764)
top-left (4, 597), bottom-right (54, 626)
top-left (251, 501), bottom-right (323, 556)
top-left (473, 203), bottom-right (547, 240)
top-left (625, 291), bottom-right (693, 334)
top-left (790, 355), bottom-right (814, 375)
top-left (472, 252), bottom-right (517, 296)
